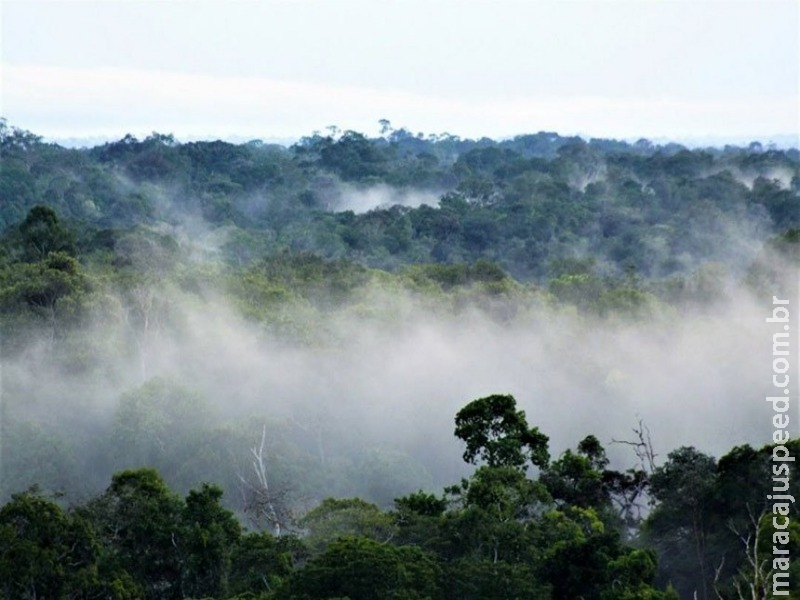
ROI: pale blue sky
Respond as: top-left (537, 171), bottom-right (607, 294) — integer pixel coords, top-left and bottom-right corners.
top-left (1, 0), bottom-right (798, 143)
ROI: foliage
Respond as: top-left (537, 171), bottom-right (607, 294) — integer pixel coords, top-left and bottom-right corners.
top-left (0, 122), bottom-right (796, 283)
top-left (0, 490), bottom-right (101, 599)
top-left (454, 394), bottom-right (550, 469)
top-left (0, 122), bottom-right (797, 598)
top-left (1, 401), bottom-right (794, 599)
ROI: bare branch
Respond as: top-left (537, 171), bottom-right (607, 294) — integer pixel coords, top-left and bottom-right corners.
top-left (235, 424), bottom-right (297, 536)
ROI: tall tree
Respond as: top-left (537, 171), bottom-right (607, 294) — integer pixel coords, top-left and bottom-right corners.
top-left (18, 205), bottom-right (76, 262)
top-left (180, 483), bottom-right (241, 599)
top-left (645, 446), bottom-right (717, 600)
top-left (0, 490), bottom-right (100, 599)
top-left (87, 468), bottom-right (185, 599)
top-left (454, 394), bottom-right (549, 470)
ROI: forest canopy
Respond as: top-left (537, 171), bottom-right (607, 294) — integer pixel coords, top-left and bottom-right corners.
top-left (0, 120), bottom-right (798, 599)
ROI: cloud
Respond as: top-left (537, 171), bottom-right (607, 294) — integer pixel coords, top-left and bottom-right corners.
top-left (3, 64), bottom-right (797, 142)
top-left (327, 184), bottom-right (440, 214)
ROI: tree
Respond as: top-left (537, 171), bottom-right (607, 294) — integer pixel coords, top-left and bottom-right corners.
top-left (280, 536), bottom-right (441, 600)
top-left (537, 506), bottom-right (670, 600)
top-left (18, 251), bottom-right (87, 317)
top-left (0, 490), bottom-right (100, 599)
top-left (454, 394), bottom-right (549, 470)
top-left (645, 447), bottom-right (717, 600)
top-left (393, 491), bottom-right (447, 549)
top-left (18, 205), bottom-right (76, 262)
top-left (444, 557), bottom-right (549, 599)
top-left (298, 497), bottom-right (395, 554)
top-left (228, 531), bottom-right (307, 597)
top-left (318, 131), bottom-right (389, 181)
top-left (180, 483), bottom-right (241, 599)
top-left (238, 424), bottom-right (297, 536)
top-left (540, 435), bottom-right (613, 512)
top-left (442, 465), bottom-right (550, 564)
top-left (0, 250), bottom-right (90, 345)
top-left (87, 468), bottom-right (185, 599)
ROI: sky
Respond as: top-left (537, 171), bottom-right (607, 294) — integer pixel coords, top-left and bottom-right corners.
top-left (1, 0), bottom-right (798, 145)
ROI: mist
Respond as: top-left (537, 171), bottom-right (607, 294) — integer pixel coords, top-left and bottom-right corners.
top-left (0, 268), bottom-right (778, 508)
top-left (728, 165), bottom-right (797, 191)
top-left (1, 126), bottom-right (796, 521)
top-left (328, 183), bottom-right (441, 213)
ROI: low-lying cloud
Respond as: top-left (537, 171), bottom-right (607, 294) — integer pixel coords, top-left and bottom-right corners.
top-left (329, 184), bottom-right (441, 213)
top-left (1, 277), bottom-right (778, 507)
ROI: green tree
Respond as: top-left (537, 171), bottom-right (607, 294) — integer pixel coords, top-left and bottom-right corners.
top-left (540, 435), bottom-right (613, 511)
top-left (0, 490), bottom-right (100, 599)
top-left (281, 536), bottom-right (441, 600)
top-left (393, 491), bottom-right (447, 549)
top-left (444, 557), bottom-right (549, 600)
top-left (299, 497), bottom-right (395, 554)
top-left (18, 205), bottom-right (76, 262)
top-left (454, 394), bottom-right (550, 470)
top-left (443, 465), bottom-right (550, 563)
top-left (537, 506), bottom-right (668, 600)
top-left (318, 131), bottom-right (389, 181)
top-left (87, 468), bottom-right (185, 599)
top-left (644, 447), bottom-right (717, 600)
top-left (0, 250), bottom-right (90, 344)
top-left (180, 483), bottom-right (241, 599)
top-left (228, 531), bottom-right (307, 597)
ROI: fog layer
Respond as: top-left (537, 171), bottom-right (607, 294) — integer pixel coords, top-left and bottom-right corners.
top-left (1, 276), bottom-right (779, 507)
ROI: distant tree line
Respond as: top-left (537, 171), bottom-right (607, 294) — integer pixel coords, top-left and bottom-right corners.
top-left (1, 119), bottom-right (797, 281)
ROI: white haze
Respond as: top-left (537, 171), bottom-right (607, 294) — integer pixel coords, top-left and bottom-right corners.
top-left (2, 278), bottom-right (780, 500)
top-left (328, 184), bottom-right (441, 214)
top-left (726, 166), bottom-right (798, 191)
top-left (0, 172), bottom-right (791, 503)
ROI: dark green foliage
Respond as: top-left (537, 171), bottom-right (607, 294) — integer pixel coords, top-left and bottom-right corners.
top-left (454, 394), bottom-right (550, 469)
top-left (0, 122), bottom-right (795, 598)
top-left (444, 558), bottom-right (549, 599)
top-left (228, 532), bottom-right (306, 597)
top-left (645, 447), bottom-right (718, 599)
top-left (394, 490), bottom-right (447, 518)
top-left (1, 406), bottom-right (787, 599)
top-left (18, 205), bottom-right (76, 261)
top-left (0, 490), bottom-right (100, 599)
top-left (644, 441), bottom-right (800, 600)
top-left (280, 536), bottom-right (441, 600)
top-left (0, 250), bottom-right (91, 348)
top-left (317, 131), bottom-right (390, 181)
top-left (90, 468), bottom-right (185, 599)
top-left (1, 121), bottom-right (796, 282)
top-left (181, 484), bottom-right (242, 598)
top-left (541, 447), bottom-right (609, 510)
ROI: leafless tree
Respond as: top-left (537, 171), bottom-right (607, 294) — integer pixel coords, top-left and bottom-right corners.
top-left (714, 504), bottom-right (773, 600)
top-left (237, 424), bottom-right (295, 536)
top-left (610, 419), bottom-right (658, 523)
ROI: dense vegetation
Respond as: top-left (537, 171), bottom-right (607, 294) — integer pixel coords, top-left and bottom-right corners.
top-left (1, 119), bottom-right (797, 280)
top-left (2, 395), bottom-right (799, 599)
top-left (0, 119), bottom-right (798, 598)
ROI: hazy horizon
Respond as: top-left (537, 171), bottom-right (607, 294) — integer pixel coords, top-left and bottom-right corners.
top-left (2, 1), bottom-right (797, 143)
top-left (18, 127), bottom-right (800, 153)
